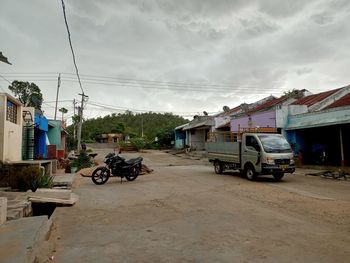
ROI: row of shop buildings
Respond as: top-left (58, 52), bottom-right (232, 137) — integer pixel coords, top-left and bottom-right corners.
top-left (0, 93), bottom-right (68, 164)
top-left (175, 85), bottom-right (350, 166)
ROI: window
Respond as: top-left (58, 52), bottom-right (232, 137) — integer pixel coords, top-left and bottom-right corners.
top-left (246, 136), bottom-right (260, 151)
top-left (258, 135), bottom-right (292, 153)
top-left (6, 100), bottom-right (17, 124)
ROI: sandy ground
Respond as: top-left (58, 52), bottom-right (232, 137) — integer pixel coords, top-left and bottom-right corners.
top-left (48, 149), bottom-right (350, 263)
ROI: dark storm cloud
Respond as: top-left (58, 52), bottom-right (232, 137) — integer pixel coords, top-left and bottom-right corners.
top-left (0, 0), bottom-right (349, 118)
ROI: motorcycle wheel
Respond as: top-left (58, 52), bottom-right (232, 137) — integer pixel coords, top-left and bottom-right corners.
top-left (92, 167), bottom-right (110, 185)
top-left (125, 166), bottom-right (140, 181)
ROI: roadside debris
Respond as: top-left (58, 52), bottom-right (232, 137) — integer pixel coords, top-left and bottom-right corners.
top-left (306, 170), bottom-right (349, 180)
top-left (140, 164), bottom-right (154, 175)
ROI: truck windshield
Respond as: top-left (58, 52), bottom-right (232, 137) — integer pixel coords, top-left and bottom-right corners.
top-left (258, 135), bottom-right (292, 153)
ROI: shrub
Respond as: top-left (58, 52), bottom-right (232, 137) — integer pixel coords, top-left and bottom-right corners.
top-left (71, 150), bottom-right (93, 172)
top-left (34, 174), bottom-right (54, 189)
top-left (117, 141), bottom-right (128, 149)
top-left (130, 137), bottom-right (147, 151)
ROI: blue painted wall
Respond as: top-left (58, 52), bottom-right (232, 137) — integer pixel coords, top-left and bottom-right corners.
top-left (34, 113), bottom-right (48, 159)
top-left (175, 129), bottom-right (186, 149)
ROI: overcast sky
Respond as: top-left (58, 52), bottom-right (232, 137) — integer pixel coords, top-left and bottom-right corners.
top-left (1, 0), bottom-right (349, 120)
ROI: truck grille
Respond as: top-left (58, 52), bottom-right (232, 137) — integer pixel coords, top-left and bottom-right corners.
top-left (275, 159), bottom-right (290, 165)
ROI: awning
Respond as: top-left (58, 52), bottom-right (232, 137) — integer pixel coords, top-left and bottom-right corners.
top-left (286, 106), bottom-right (350, 130)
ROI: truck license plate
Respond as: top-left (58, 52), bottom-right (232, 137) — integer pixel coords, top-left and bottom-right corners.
top-left (279, 165), bottom-right (288, 169)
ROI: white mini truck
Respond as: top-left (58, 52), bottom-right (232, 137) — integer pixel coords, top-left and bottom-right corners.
top-left (206, 130), bottom-right (295, 181)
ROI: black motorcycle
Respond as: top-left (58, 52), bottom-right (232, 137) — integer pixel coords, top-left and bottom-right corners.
top-left (91, 153), bottom-right (143, 185)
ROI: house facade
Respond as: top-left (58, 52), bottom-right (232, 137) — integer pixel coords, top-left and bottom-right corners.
top-left (0, 93), bottom-right (23, 162)
top-left (47, 120), bottom-right (68, 159)
top-left (230, 96), bottom-right (296, 132)
top-left (174, 123), bottom-right (188, 149)
top-left (182, 116), bottom-right (214, 151)
top-left (282, 85), bottom-right (350, 166)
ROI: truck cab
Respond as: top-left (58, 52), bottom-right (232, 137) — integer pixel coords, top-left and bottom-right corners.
top-left (241, 133), bottom-right (295, 180)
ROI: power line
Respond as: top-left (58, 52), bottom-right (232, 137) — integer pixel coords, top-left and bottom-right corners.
top-left (0, 74), bottom-right (11, 92)
top-left (87, 100), bottom-right (214, 115)
top-left (44, 99), bottom-right (74, 103)
top-left (0, 72), bottom-right (260, 87)
top-left (0, 74), bottom-right (259, 90)
top-left (60, 0), bottom-right (84, 94)
top-left (0, 76), bottom-right (281, 93)
top-left (0, 74), bottom-right (12, 84)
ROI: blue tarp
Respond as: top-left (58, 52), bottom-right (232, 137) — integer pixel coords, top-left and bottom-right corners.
top-left (34, 113), bottom-right (48, 132)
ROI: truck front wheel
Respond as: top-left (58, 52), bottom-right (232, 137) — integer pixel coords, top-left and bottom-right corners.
top-left (214, 161), bottom-right (223, 174)
top-left (244, 164), bottom-right (256, 181)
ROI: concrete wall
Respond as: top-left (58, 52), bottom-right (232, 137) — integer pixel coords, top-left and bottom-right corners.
top-left (231, 110), bottom-right (276, 132)
top-left (0, 94), bottom-right (23, 162)
top-left (188, 129), bottom-right (207, 150)
top-left (276, 105), bottom-right (308, 129)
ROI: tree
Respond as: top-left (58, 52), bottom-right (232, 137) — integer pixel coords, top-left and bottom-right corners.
top-left (284, 89), bottom-right (304, 99)
top-left (8, 80), bottom-right (43, 109)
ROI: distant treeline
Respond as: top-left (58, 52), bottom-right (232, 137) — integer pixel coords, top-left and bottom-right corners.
top-left (67, 111), bottom-right (188, 144)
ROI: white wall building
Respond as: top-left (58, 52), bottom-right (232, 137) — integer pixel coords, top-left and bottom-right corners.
top-left (0, 93), bottom-right (23, 162)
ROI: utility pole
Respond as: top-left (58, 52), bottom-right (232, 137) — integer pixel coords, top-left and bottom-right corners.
top-left (73, 99), bottom-right (77, 140)
top-left (76, 93), bottom-right (88, 151)
top-left (54, 73), bottom-right (61, 120)
top-left (141, 116), bottom-right (144, 138)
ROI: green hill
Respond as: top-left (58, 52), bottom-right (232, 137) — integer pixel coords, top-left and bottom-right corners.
top-left (67, 111), bottom-right (188, 145)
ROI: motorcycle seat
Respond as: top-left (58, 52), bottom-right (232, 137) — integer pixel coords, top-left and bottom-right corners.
top-left (125, 157), bottom-right (143, 165)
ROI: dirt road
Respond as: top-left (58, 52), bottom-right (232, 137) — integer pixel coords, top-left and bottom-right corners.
top-left (50, 150), bottom-right (350, 262)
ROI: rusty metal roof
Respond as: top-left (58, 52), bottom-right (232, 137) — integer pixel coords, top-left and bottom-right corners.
top-left (324, 93), bottom-right (350, 110)
top-left (292, 88), bottom-right (341, 106)
top-left (247, 96), bottom-right (288, 114)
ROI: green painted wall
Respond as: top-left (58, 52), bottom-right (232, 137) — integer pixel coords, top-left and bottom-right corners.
top-left (47, 120), bottom-right (62, 149)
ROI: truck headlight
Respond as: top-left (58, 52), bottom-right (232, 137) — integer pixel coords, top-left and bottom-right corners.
top-left (290, 157), bottom-right (295, 164)
top-left (264, 157), bottom-right (275, 165)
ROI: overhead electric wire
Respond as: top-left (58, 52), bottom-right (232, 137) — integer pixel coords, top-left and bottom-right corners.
top-left (0, 75), bottom-right (283, 93)
top-left (0, 72), bottom-right (267, 90)
top-left (60, 0), bottom-right (84, 94)
top-left (0, 74), bottom-right (258, 90)
top-left (0, 74), bottom-right (11, 92)
top-left (0, 74), bottom-right (12, 84)
top-left (0, 72), bottom-right (292, 95)
top-left (87, 100), bottom-right (214, 115)
top-left (0, 72), bottom-right (260, 88)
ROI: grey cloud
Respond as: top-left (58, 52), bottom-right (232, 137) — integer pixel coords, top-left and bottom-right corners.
top-left (310, 12), bottom-right (334, 25)
top-left (0, 0), bottom-right (349, 118)
top-left (296, 68), bottom-right (313, 75)
top-left (258, 0), bottom-right (313, 18)
top-left (238, 16), bottom-right (280, 39)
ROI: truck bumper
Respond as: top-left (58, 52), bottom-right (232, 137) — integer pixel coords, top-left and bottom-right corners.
top-left (261, 164), bottom-right (295, 174)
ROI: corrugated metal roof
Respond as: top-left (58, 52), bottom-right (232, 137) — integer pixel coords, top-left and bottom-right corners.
top-left (292, 88), bottom-right (341, 106)
top-left (183, 117), bottom-right (214, 130)
top-left (175, 123), bottom-right (189, 130)
top-left (324, 93), bottom-right (350, 110)
top-left (248, 96), bottom-right (287, 113)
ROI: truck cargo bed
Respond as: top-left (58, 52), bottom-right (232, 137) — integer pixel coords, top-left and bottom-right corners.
top-left (206, 142), bottom-right (240, 164)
